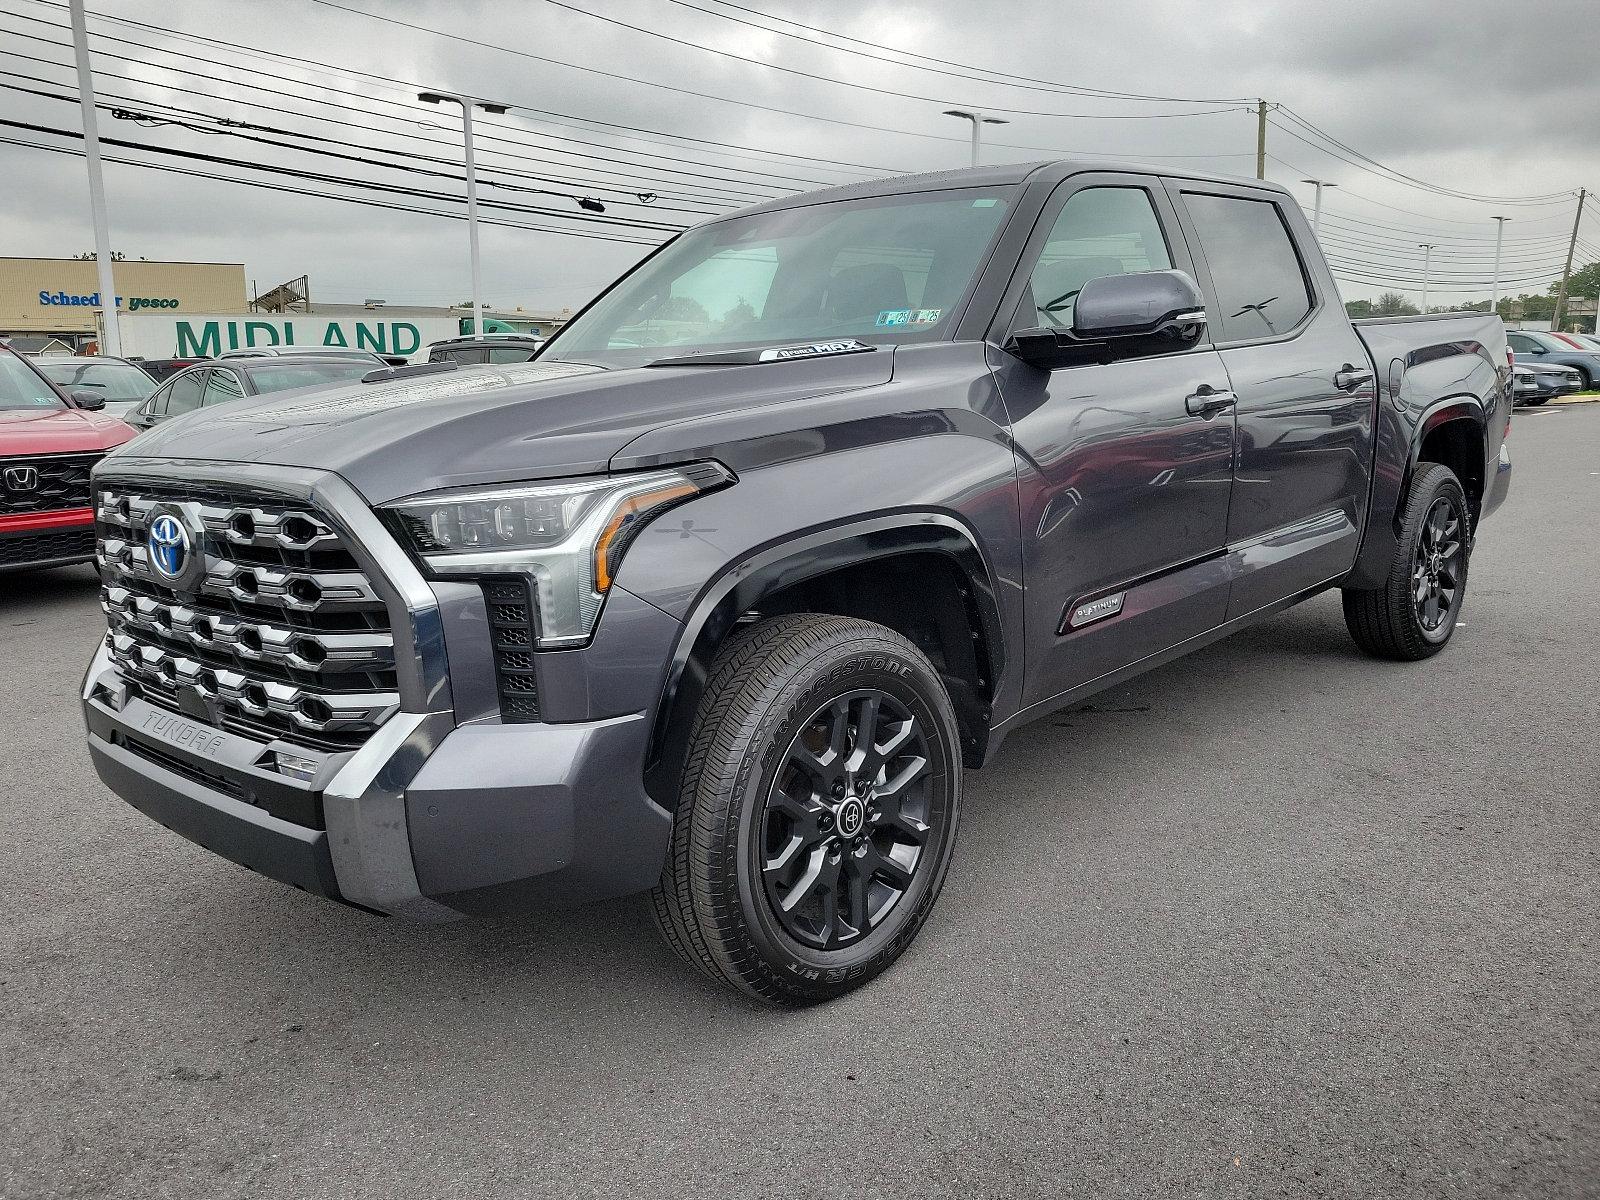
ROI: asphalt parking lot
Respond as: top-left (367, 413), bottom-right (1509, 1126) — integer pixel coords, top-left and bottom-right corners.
top-left (2, 405), bottom-right (1596, 1200)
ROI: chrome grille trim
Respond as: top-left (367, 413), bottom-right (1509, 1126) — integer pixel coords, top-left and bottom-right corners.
top-left (95, 477), bottom-right (403, 750)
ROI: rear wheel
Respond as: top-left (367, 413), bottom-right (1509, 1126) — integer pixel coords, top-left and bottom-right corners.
top-left (1342, 462), bottom-right (1470, 660)
top-left (650, 614), bottom-right (962, 1006)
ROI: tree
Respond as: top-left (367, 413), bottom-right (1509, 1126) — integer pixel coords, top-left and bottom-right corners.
top-left (716, 297), bottom-right (757, 329)
top-left (1556, 260), bottom-right (1600, 304)
top-left (1344, 299), bottom-right (1375, 318)
top-left (654, 295), bottom-right (711, 324)
top-left (1373, 292), bottom-right (1420, 317)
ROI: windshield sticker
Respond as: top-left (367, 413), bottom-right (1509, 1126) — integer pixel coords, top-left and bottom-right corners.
top-left (875, 308), bottom-right (943, 328)
top-left (757, 339), bottom-right (875, 362)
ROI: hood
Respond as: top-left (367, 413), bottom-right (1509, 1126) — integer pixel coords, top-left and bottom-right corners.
top-left (0, 406), bottom-right (136, 455)
top-left (106, 352), bottom-right (895, 503)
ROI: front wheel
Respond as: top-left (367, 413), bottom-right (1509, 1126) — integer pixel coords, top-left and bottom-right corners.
top-left (1342, 462), bottom-right (1470, 660)
top-left (651, 614), bottom-right (962, 1006)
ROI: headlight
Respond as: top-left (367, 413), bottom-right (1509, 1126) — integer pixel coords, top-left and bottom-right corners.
top-left (385, 462), bottom-right (733, 647)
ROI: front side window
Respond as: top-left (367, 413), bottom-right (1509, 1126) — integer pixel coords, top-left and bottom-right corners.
top-left (0, 352), bottom-right (65, 409)
top-left (1020, 186), bottom-right (1173, 330)
top-left (548, 187), bottom-right (1015, 367)
top-left (1183, 193), bottom-right (1314, 340)
top-left (164, 371), bottom-right (206, 417)
top-left (487, 347), bottom-right (536, 364)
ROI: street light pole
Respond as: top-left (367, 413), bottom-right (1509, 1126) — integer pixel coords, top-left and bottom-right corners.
top-left (1300, 178), bottom-right (1337, 235)
top-left (941, 109), bottom-right (1009, 168)
top-left (1489, 216), bottom-right (1509, 314)
top-left (1418, 243), bottom-right (1435, 314)
top-left (420, 90), bottom-right (510, 341)
top-left (69, 0), bottom-right (119, 355)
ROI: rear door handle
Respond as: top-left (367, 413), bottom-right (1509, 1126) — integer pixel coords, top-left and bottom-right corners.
top-left (1185, 384), bottom-right (1236, 418)
top-left (1334, 363), bottom-right (1375, 392)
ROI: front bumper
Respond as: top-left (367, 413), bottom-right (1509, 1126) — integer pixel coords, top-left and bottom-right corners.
top-left (0, 510), bottom-right (96, 573)
top-left (83, 641), bottom-right (672, 919)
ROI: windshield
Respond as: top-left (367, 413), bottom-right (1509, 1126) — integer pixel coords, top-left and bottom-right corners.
top-left (547, 186), bottom-right (1015, 367)
top-left (241, 362), bottom-right (376, 393)
top-left (0, 352), bottom-right (66, 410)
top-left (36, 360), bottom-right (156, 401)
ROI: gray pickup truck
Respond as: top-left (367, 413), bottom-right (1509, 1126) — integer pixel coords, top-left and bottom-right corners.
top-left (82, 160), bottom-right (1512, 1005)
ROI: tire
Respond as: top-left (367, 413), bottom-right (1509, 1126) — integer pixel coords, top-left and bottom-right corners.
top-left (650, 614), bottom-right (962, 1006)
top-left (1341, 462), bottom-right (1470, 661)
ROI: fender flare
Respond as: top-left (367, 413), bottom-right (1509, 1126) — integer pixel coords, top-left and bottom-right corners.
top-left (642, 511), bottom-right (1006, 809)
top-left (1397, 394), bottom-right (1487, 525)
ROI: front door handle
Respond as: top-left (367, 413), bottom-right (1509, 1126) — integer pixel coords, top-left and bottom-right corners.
top-left (1185, 384), bottom-right (1236, 418)
top-left (1334, 363), bottom-right (1375, 392)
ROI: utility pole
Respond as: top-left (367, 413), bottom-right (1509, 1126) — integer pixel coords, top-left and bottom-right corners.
top-left (942, 109), bottom-right (1009, 168)
top-left (1418, 244), bottom-right (1435, 314)
top-left (1256, 100), bottom-right (1268, 180)
top-left (69, 0), bottom-right (120, 355)
top-left (1301, 178), bottom-right (1336, 235)
top-left (420, 90), bottom-right (510, 340)
top-left (1551, 188), bottom-right (1586, 333)
top-left (1489, 216), bottom-right (1509, 315)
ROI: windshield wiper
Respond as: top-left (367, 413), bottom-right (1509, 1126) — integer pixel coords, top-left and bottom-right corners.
top-left (643, 339), bottom-right (877, 368)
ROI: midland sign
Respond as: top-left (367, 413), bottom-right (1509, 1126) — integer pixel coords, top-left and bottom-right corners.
top-left (112, 313), bottom-right (461, 361)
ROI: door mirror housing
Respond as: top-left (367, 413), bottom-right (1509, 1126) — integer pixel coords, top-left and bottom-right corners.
top-left (1006, 270), bottom-right (1207, 369)
top-left (70, 390), bottom-right (106, 410)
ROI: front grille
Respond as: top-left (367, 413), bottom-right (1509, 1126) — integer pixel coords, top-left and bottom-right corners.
top-left (95, 482), bottom-right (399, 751)
top-left (482, 578), bottom-right (541, 722)
top-left (1, 453), bottom-right (98, 515)
top-left (0, 526), bottom-right (96, 568)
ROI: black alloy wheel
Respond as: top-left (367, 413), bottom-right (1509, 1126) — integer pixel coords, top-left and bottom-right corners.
top-left (650, 613), bottom-right (962, 1006)
top-left (760, 690), bottom-right (936, 951)
top-left (1411, 496), bottom-right (1465, 637)
top-left (1342, 461), bottom-right (1470, 660)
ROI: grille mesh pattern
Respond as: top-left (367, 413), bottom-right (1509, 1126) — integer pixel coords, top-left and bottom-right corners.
top-left (482, 578), bottom-right (541, 723)
top-left (0, 527), bottom-right (96, 568)
top-left (96, 482), bottom-right (399, 750)
top-left (1, 453), bottom-right (99, 515)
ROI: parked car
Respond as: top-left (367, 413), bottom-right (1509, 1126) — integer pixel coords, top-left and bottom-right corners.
top-left (1511, 361), bottom-right (1581, 405)
top-left (1506, 329), bottom-right (1600, 388)
top-left (0, 343), bottom-right (134, 573)
top-left (122, 356), bottom-right (383, 430)
top-left (30, 355), bottom-right (157, 418)
top-left (128, 356), bottom-right (205, 383)
top-left (1550, 330), bottom-right (1600, 359)
top-left (83, 160), bottom-right (1512, 1005)
top-left (218, 346), bottom-right (406, 367)
top-left (426, 334), bottom-right (545, 365)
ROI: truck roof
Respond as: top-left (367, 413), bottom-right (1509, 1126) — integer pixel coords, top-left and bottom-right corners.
top-left (725, 159), bottom-right (1293, 221)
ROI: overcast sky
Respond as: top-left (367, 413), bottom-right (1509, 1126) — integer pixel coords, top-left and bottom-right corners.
top-left (4, 0), bottom-right (1599, 312)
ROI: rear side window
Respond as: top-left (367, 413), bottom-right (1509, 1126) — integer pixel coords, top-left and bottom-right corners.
top-left (165, 371), bottom-right (206, 417)
top-left (202, 370), bottom-right (245, 406)
top-left (1183, 193), bottom-right (1313, 341)
top-left (487, 347), bottom-right (536, 364)
top-left (434, 347), bottom-right (488, 365)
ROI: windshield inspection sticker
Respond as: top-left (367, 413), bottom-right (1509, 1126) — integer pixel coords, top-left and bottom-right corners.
top-left (875, 308), bottom-right (943, 328)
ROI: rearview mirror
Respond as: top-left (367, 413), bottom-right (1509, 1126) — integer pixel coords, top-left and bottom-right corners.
top-left (1007, 270), bottom-right (1207, 369)
top-left (70, 390), bottom-right (106, 410)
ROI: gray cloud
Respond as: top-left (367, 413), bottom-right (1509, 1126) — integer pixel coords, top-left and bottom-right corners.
top-left (3, 0), bottom-right (1596, 308)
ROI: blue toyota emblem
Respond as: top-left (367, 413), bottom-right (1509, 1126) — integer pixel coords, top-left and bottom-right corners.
top-left (147, 513), bottom-right (190, 580)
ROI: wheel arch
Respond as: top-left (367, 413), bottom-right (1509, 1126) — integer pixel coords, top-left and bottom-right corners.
top-left (643, 512), bottom-right (1006, 811)
top-left (1408, 397), bottom-right (1487, 529)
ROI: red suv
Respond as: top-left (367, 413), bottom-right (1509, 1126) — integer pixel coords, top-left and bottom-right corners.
top-left (0, 344), bottom-right (136, 574)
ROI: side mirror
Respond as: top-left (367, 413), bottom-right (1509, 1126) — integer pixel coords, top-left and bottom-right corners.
top-left (1007, 270), bottom-right (1207, 369)
top-left (1074, 270), bottom-right (1207, 340)
top-left (70, 390), bottom-right (106, 410)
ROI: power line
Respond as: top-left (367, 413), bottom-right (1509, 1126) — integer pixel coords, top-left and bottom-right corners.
top-left (527, 0), bottom-right (1251, 120)
top-left (0, 14), bottom-right (822, 199)
top-left (0, 132), bottom-right (668, 246)
top-left (665, 0), bottom-right (1256, 105)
